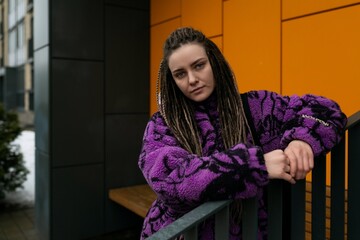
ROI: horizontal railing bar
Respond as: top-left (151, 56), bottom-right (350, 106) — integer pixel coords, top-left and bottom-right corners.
top-left (346, 110), bottom-right (360, 129)
top-left (146, 200), bottom-right (232, 240)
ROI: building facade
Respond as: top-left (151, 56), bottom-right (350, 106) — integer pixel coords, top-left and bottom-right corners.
top-left (0, 0), bottom-right (33, 128)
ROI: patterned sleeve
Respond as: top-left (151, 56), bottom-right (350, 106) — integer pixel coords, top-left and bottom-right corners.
top-left (138, 112), bottom-right (269, 211)
top-left (246, 90), bottom-right (347, 156)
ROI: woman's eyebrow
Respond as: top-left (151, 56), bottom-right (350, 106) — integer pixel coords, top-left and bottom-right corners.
top-left (171, 67), bottom-right (184, 74)
top-left (191, 58), bottom-right (206, 67)
top-left (171, 57), bottom-right (207, 73)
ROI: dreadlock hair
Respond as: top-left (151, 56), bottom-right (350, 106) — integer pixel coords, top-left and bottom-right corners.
top-left (157, 27), bottom-right (252, 156)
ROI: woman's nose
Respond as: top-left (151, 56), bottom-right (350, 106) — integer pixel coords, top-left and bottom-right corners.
top-left (188, 72), bottom-right (198, 85)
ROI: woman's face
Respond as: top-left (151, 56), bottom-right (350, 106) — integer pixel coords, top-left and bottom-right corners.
top-left (168, 43), bottom-right (215, 102)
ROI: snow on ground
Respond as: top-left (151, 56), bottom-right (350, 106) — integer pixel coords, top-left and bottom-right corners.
top-left (2, 130), bottom-right (35, 208)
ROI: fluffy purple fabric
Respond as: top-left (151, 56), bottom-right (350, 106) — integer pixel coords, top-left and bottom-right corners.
top-left (138, 90), bottom-right (347, 239)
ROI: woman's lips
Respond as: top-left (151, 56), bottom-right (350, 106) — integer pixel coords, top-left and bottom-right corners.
top-left (191, 86), bottom-right (204, 93)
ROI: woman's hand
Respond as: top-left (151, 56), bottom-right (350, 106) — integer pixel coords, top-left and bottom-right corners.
top-left (284, 140), bottom-right (314, 180)
top-left (264, 150), bottom-right (295, 184)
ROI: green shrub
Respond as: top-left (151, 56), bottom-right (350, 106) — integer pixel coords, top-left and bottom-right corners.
top-left (0, 103), bottom-right (28, 199)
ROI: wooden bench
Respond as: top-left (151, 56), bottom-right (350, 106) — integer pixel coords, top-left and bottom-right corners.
top-left (109, 184), bottom-right (157, 218)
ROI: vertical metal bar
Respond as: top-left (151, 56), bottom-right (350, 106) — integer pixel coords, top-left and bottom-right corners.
top-left (312, 155), bottom-right (326, 240)
top-left (215, 205), bottom-right (229, 240)
top-left (348, 124), bottom-right (360, 239)
top-left (291, 179), bottom-right (306, 240)
top-left (267, 180), bottom-right (283, 240)
top-left (330, 137), bottom-right (345, 239)
top-left (183, 226), bottom-right (197, 240)
top-left (242, 198), bottom-right (258, 240)
top-left (282, 183), bottom-right (291, 239)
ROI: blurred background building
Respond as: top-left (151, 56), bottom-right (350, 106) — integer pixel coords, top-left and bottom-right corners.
top-left (0, 0), bottom-right (34, 128)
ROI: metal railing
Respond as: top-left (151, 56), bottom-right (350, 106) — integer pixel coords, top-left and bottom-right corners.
top-left (147, 110), bottom-right (360, 240)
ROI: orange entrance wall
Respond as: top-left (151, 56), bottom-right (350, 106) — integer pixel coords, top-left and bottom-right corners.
top-left (150, 0), bottom-right (360, 185)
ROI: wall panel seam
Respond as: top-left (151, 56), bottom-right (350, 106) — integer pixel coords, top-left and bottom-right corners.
top-left (282, 2), bottom-right (360, 22)
top-left (151, 16), bottom-right (181, 27)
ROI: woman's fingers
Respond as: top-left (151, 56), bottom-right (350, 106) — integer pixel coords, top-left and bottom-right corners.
top-left (284, 140), bottom-right (314, 180)
top-left (285, 148), bottom-right (297, 178)
top-left (264, 149), bottom-right (296, 184)
top-left (284, 164), bottom-right (291, 173)
top-left (283, 172), bottom-right (296, 184)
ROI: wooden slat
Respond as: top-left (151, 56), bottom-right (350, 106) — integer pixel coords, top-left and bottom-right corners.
top-left (109, 184), bottom-right (157, 218)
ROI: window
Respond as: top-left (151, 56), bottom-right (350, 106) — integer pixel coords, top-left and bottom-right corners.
top-left (8, 0), bottom-right (15, 14)
top-left (8, 0), bottom-right (16, 32)
top-left (16, 21), bottom-right (24, 64)
top-left (8, 29), bottom-right (16, 66)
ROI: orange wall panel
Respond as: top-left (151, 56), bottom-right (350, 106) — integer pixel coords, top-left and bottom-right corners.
top-left (150, 18), bottom-right (181, 115)
top-left (209, 36), bottom-right (223, 52)
top-left (282, 5), bottom-right (360, 117)
top-left (282, 0), bottom-right (360, 20)
top-left (181, 0), bottom-right (222, 37)
top-left (151, 0), bottom-right (181, 25)
top-left (223, 0), bottom-right (281, 93)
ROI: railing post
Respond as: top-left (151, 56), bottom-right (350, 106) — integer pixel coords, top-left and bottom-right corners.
top-left (348, 120), bottom-right (360, 239)
top-left (215, 204), bottom-right (229, 239)
top-left (242, 198), bottom-right (258, 240)
top-left (183, 227), bottom-right (197, 240)
top-left (291, 179), bottom-right (306, 240)
top-left (330, 137), bottom-right (346, 239)
top-left (312, 155), bottom-right (327, 240)
top-left (267, 180), bottom-right (285, 240)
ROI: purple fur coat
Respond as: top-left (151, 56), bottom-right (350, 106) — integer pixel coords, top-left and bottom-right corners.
top-left (138, 90), bottom-right (347, 239)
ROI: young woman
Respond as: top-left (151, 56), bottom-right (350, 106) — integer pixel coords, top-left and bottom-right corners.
top-left (138, 27), bottom-right (347, 239)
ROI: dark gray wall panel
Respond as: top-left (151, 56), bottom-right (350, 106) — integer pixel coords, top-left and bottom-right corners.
top-left (34, 47), bottom-right (50, 153)
top-left (34, 0), bottom-right (49, 50)
top-left (34, 0), bottom-right (150, 238)
top-left (105, 6), bottom-right (149, 113)
top-left (52, 59), bottom-right (104, 167)
top-left (35, 150), bottom-right (50, 240)
top-left (104, 113), bottom-right (149, 232)
top-left (105, 114), bottom-right (148, 188)
top-left (105, 0), bottom-right (149, 10)
top-left (51, 0), bottom-right (103, 60)
top-left (52, 164), bottom-right (104, 240)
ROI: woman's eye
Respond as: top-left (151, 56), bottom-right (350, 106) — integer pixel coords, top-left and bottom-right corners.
top-left (175, 72), bottom-right (185, 79)
top-left (195, 63), bottom-right (204, 69)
